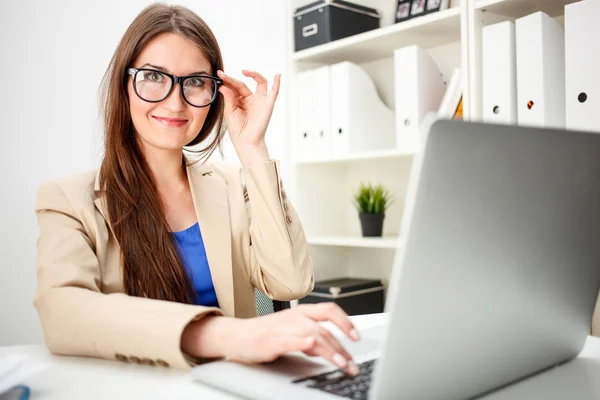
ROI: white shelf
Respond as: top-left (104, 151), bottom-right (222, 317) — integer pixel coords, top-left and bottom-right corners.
top-left (295, 148), bottom-right (415, 166)
top-left (292, 7), bottom-right (462, 64)
top-left (307, 235), bottom-right (399, 249)
top-left (476, 0), bottom-right (578, 20)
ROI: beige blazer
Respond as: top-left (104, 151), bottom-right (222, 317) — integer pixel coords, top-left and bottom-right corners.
top-left (34, 159), bottom-right (314, 370)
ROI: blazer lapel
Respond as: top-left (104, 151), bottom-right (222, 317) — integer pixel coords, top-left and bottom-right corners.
top-left (187, 162), bottom-right (235, 317)
top-left (93, 165), bottom-right (235, 316)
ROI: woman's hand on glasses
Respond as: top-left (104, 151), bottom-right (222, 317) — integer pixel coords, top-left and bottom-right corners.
top-left (216, 69), bottom-right (281, 167)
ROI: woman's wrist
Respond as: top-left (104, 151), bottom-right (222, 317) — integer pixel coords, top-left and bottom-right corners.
top-left (181, 315), bottom-right (238, 359)
top-left (237, 142), bottom-right (270, 167)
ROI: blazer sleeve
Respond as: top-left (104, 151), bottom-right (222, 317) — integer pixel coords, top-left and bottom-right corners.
top-left (33, 181), bottom-right (223, 370)
top-left (241, 160), bottom-right (315, 300)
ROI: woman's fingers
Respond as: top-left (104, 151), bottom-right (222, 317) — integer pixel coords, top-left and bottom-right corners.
top-left (242, 69), bottom-right (268, 96)
top-left (318, 327), bottom-right (358, 375)
top-left (268, 73), bottom-right (281, 102)
top-left (304, 333), bottom-right (359, 376)
top-left (242, 70), bottom-right (280, 101)
top-left (298, 303), bottom-right (360, 342)
top-left (282, 335), bottom-right (315, 353)
top-left (217, 70), bottom-right (252, 98)
top-left (219, 70), bottom-right (280, 102)
top-left (271, 332), bottom-right (356, 376)
top-left (218, 85), bottom-right (237, 116)
top-left (319, 327), bottom-right (353, 362)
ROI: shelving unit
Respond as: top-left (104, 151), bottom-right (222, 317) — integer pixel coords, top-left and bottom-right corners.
top-left (465, 0), bottom-right (578, 119)
top-left (295, 148), bottom-right (415, 165)
top-left (286, 0), bottom-right (580, 287)
top-left (292, 6), bottom-right (462, 64)
top-left (307, 235), bottom-right (399, 249)
top-left (475, 0), bottom-right (578, 18)
top-left (287, 0), bottom-right (465, 287)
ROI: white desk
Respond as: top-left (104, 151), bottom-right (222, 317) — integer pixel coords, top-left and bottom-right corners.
top-left (1, 313), bottom-right (599, 399)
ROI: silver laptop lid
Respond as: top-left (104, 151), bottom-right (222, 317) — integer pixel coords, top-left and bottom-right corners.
top-left (372, 120), bottom-right (600, 400)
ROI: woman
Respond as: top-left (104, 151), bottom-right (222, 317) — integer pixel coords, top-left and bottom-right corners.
top-left (34, 3), bottom-right (360, 376)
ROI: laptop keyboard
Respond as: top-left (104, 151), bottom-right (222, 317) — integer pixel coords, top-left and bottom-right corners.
top-left (293, 359), bottom-right (376, 399)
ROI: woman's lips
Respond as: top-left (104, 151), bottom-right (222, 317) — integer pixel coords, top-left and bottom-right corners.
top-left (152, 116), bottom-right (188, 127)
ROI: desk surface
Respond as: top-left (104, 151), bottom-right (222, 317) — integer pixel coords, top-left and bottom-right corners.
top-left (1, 313), bottom-right (600, 400)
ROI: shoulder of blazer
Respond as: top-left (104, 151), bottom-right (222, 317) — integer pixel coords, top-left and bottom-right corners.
top-left (35, 169), bottom-right (102, 248)
top-left (36, 169), bottom-right (99, 213)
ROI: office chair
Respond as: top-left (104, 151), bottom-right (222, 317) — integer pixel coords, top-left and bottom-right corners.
top-left (255, 289), bottom-right (290, 316)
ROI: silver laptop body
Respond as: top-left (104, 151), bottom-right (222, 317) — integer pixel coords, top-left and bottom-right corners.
top-left (192, 120), bottom-right (600, 400)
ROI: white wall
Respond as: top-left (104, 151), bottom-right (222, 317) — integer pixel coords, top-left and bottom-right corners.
top-left (0, 0), bottom-right (289, 346)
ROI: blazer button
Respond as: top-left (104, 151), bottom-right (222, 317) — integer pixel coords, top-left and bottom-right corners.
top-left (281, 190), bottom-right (287, 199)
top-left (286, 215), bottom-right (292, 224)
top-left (156, 359), bottom-right (170, 368)
top-left (129, 356), bottom-right (142, 364)
top-left (283, 203), bottom-right (290, 212)
top-left (141, 358), bottom-right (156, 366)
top-left (115, 354), bottom-right (128, 362)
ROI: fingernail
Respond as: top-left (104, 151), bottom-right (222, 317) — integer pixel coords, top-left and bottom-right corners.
top-left (350, 329), bottom-right (360, 341)
top-left (332, 353), bottom-right (347, 369)
top-left (348, 360), bottom-right (359, 376)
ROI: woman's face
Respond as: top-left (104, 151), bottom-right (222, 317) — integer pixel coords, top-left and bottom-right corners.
top-left (128, 32), bottom-right (212, 152)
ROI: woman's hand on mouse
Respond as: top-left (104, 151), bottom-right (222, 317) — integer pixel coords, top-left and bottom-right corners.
top-left (182, 303), bottom-right (361, 376)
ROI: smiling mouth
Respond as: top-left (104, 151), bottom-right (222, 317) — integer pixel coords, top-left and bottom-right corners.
top-left (152, 116), bottom-right (189, 127)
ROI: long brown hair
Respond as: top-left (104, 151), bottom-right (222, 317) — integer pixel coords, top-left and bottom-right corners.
top-left (99, 3), bottom-right (225, 304)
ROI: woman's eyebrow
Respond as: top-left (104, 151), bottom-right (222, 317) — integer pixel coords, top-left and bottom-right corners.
top-left (141, 63), bottom-right (167, 72)
top-left (140, 63), bottom-right (209, 76)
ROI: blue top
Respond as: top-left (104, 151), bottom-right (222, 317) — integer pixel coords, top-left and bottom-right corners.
top-left (172, 222), bottom-right (219, 307)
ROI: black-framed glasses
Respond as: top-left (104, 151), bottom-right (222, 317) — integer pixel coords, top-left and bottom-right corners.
top-left (127, 67), bottom-right (222, 108)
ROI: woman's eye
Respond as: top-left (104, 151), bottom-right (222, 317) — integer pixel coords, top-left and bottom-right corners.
top-left (186, 78), bottom-right (205, 87)
top-left (144, 71), bottom-right (163, 82)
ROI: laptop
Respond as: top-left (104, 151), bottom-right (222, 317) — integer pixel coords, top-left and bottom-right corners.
top-left (191, 119), bottom-right (600, 399)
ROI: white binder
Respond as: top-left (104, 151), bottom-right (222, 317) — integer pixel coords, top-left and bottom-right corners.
top-left (294, 70), bottom-right (315, 162)
top-left (329, 61), bottom-right (395, 157)
top-left (515, 12), bottom-right (565, 129)
top-left (565, 0), bottom-right (600, 132)
top-left (312, 66), bottom-right (331, 159)
top-left (438, 68), bottom-right (462, 120)
top-left (394, 45), bottom-right (445, 150)
top-left (482, 21), bottom-right (517, 125)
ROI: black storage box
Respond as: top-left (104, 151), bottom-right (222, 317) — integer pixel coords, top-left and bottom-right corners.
top-left (293, 0), bottom-right (380, 52)
top-left (299, 277), bottom-right (384, 315)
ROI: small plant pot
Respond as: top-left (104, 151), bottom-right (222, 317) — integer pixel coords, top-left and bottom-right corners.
top-left (359, 213), bottom-right (385, 237)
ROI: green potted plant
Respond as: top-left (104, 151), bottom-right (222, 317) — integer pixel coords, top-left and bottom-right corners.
top-left (353, 182), bottom-right (393, 237)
